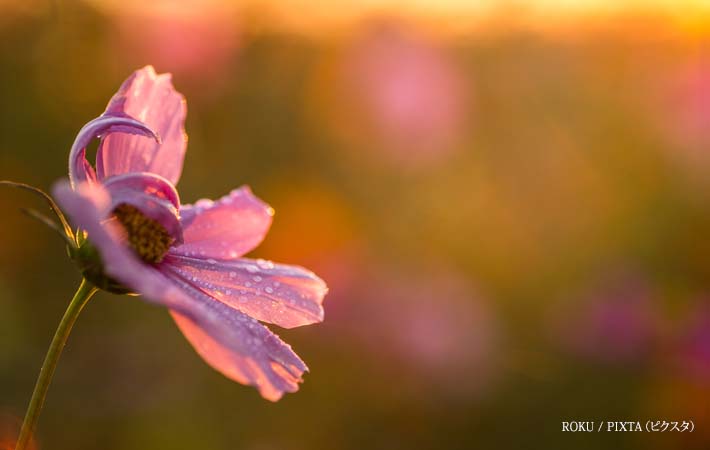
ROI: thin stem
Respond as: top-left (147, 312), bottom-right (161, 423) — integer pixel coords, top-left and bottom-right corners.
top-left (15, 279), bottom-right (98, 450)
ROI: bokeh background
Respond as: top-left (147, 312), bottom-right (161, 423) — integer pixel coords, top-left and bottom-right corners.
top-left (1, 0), bottom-right (710, 449)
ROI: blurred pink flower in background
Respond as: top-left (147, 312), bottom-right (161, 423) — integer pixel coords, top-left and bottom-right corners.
top-left (550, 272), bottom-right (660, 365)
top-left (657, 56), bottom-right (710, 168)
top-left (109, 3), bottom-right (239, 87)
top-left (329, 266), bottom-right (499, 397)
top-left (673, 302), bottom-right (710, 382)
top-left (337, 24), bottom-right (467, 165)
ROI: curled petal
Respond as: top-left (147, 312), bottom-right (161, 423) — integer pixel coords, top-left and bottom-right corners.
top-left (171, 186), bottom-right (274, 260)
top-left (161, 255), bottom-right (327, 329)
top-left (69, 115), bottom-right (159, 187)
top-left (97, 66), bottom-right (187, 184)
top-left (54, 180), bottom-right (309, 400)
top-left (103, 173), bottom-right (183, 243)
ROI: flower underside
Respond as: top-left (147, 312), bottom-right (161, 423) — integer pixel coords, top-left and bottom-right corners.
top-left (112, 203), bottom-right (174, 263)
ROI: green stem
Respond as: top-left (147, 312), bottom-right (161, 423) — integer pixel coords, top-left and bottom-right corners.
top-left (15, 279), bottom-right (98, 450)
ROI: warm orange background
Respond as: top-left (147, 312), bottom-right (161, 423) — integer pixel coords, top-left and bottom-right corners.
top-left (1, 1), bottom-right (709, 449)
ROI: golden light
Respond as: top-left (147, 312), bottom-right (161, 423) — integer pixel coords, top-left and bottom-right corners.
top-left (2, 0), bottom-right (709, 35)
top-left (82, 0), bottom-right (710, 35)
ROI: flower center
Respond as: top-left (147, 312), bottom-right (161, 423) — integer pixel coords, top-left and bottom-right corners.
top-left (112, 203), bottom-right (174, 263)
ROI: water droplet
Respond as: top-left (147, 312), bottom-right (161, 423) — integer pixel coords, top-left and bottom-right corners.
top-left (265, 287), bottom-right (274, 294)
top-left (246, 265), bottom-right (258, 273)
top-left (229, 271), bottom-right (237, 278)
top-left (253, 275), bottom-right (262, 282)
top-left (206, 258), bottom-right (217, 265)
top-left (256, 259), bottom-right (274, 269)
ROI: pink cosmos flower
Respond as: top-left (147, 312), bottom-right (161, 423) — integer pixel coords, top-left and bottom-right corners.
top-left (327, 266), bottom-right (498, 398)
top-left (662, 58), bottom-right (710, 153)
top-left (52, 66), bottom-right (327, 401)
top-left (341, 24), bottom-right (466, 165)
top-left (549, 273), bottom-right (658, 365)
top-left (674, 303), bottom-right (710, 382)
top-left (111, 6), bottom-right (240, 86)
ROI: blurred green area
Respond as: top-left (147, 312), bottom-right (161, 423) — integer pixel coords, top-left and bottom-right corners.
top-left (1, 1), bottom-right (710, 449)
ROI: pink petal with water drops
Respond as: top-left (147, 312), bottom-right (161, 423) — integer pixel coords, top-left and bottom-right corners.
top-left (170, 186), bottom-right (274, 260)
top-left (54, 180), bottom-right (309, 401)
top-left (166, 273), bottom-right (308, 401)
top-left (161, 255), bottom-right (326, 329)
top-left (97, 66), bottom-right (187, 184)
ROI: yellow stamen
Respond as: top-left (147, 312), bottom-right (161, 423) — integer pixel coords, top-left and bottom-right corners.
top-left (112, 203), bottom-right (174, 263)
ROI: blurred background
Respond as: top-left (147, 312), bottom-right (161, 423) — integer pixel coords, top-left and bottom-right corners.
top-left (1, 0), bottom-right (710, 449)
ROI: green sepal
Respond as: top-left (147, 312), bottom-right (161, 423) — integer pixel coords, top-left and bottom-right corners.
top-left (68, 240), bottom-right (136, 295)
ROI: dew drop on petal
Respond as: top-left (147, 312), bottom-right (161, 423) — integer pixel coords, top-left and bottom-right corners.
top-left (256, 258), bottom-right (274, 270)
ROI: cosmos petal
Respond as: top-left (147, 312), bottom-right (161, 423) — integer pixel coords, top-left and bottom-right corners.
top-left (53, 180), bottom-right (308, 401)
top-left (52, 179), bottom-right (192, 311)
top-left (161, 254), bottom-right (327, 329)
top-left (103, 173), bottom-right (183, 243)
top-left (52, 180), bottom-right (185, 304)
top-left (166, 274), bottom-right (308, 401)
top-left (68, 115), bottom-right (159, 186)
top-left (96, 66), bottom-right (187, 184)
top-left (170, 186), bottom-right (273, 260)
